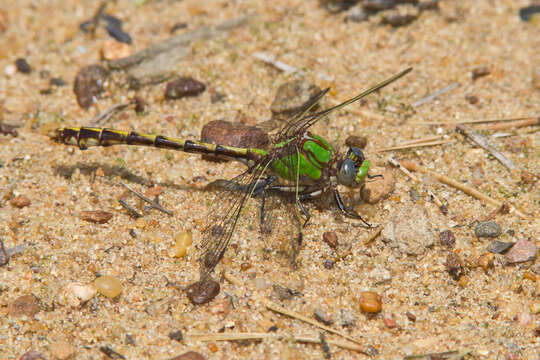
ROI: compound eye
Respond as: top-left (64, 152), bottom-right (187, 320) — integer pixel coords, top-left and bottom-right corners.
top-left (346, 147), bottom-right (365, 164)
top-left (337, 159), bottom-right (356, 187)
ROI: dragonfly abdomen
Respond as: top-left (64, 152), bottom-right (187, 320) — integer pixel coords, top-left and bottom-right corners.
top-left (52, 127), bottom-right (264, 161)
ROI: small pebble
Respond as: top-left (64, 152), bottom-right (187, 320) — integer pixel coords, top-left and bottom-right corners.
top-left (94, 275), bottom-right (123, 298)
top-left (0, 240), bottom-right (8, 266)
top-left (471, 66), bottom-right (490, 80)
top-left (521, 170), bottom-right (537, 184)
top-left (125, 334), bottom-right (136, 345)
top-left (170, 231), bottom-right (192, 258)
top-left (168, 351), bottom-right (206, 360)
top-left (80, 210), bottom-right (113, 224)
top-left (345, 135), bottom-right (367, 149)
top-left (361, 168), bottom-right (395, 204)
top-left (4, 64), bottom-right (16, 76)
top-left (323, 0), bottom-right (358, 13)
top-left (73, 64), bottom-right (109, 109)
top-left (363, 345), bottom-right (379, 357)
top-left (446, 251), bottom-right (464, 280)
top-left (270, 79), bottom-right (322, 115)
top-left (476, 253), bottom-right (494, 271)
top-left (340, 309), bottom-right (357, 327)
top-left (168, 329), bottom-right (184, 342)
top-left (133, 96), bottom-right (148, 113)
top-left (405, 311), bottom-right (416, 322)
top-left (505, 239), bottom-right (537, 264)
top-left (272, 284), bottom-right (299, 300)
top-left (383, 317), bottom-right (398, 329)
top-left (185, 278), bottom-right (220, 305)
top-left (439, 230), bottom-right (456, 248)
top-left (20, 351), bottom-right (46, 360)
top-left (10, 195), bottom-right (31, 208)
top-left (165, 77), bottom-right (206, 99)
top-left (8, 294), bottom-right (41, 317)
top-left (240, 262), bottom-right (251, 271)
top-left (475, 221), bottom-right (502, 238)
top-left (49, 341), bottom-right (76, 360)
top-left (323, 259), bottom-right (334, 269)
top-left (465, 94), bottom-right (479, 104)
top-left (50, 77), bottom-right (66, 87)
top-left (358, 291), bottom-right (382, 313)
top-left (323, 231), bottom-right (339, 249)
top-left (103, 14), bottom-right (132, 44)
top-left (15, 58), bottom-right (31, 73)
top-left (100, 39), bottom-right (131, 61)
top-left (314, 309), bottom-right (334, 325)
top-left (63, 282), bottom-right (96, 307)
top-left (487, 240), bottom-right (515, 254)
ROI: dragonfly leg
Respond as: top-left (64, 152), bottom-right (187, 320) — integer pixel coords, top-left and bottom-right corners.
top-left (297, 199), bottom-right (311, 227)
top-left (367, 173), bottom-right (383, 179)
top-left (332, 188), bottom-right (371, 227)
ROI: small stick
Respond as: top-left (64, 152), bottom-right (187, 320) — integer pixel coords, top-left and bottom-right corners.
top-left (260, 298), bottom-right (362, 345)
top-left (90, 101), bottom-right (134, 126)
top-left (252, 52), bottom-right (334, 82)
top-left (410, 116), bottom-right (537, 125)
top-left (120, 183), bottom-right (173, 216)
top-left (389, 157), bottom-right (448, 214)
top-left (118, 199), bottom-right (142, 218)
top-left (87, 1), bottom-right (109, 36)
top-left (375, 139), bottom-right (454, 152)
top-left (412, 82), bottom-right (459, 107)
top-left (400, 135), bottom-right (443, 145)
top-left (223, 271), bottom-right (242, 286)
top-left (478, 117), bottom-right (539, 131)
top-left (190, 332), bottom-right (366, 353)
top-left (456, 124), bottom-right (516, 170)
top-left (400, 161), bottom-right (528, 220)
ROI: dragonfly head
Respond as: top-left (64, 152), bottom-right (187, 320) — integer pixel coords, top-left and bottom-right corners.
top-left (337, 147), bottom-right (370, 187)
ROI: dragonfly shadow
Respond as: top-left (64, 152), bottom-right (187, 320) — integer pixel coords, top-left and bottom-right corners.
top-left (53, 162), bottom-right (153, 186)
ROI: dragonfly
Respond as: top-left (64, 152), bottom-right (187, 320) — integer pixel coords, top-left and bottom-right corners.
top-left (51, 67), bottom-right (412, 280)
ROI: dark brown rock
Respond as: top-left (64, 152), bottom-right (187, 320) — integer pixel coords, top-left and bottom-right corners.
top-left (446, 251), bottom-right (464, 280)
top-left (471, 66), bottom-right (490, 80)
top-left (186, 278), bottom-right (220, 305)
top-left (201, 120), bottom-right (270, 150)
top-left (15, 58), bottom-right (31, 74)
top-left (439, 230), bottom-right (456, 248)
top-left (345, 135), bottom-right (367, 149)
top-left (323, 232), bottom-right (339, 249)
top-left (165, 77), bottom-right (205, 99)
top-left (73, 65), bottom-right (109, 109)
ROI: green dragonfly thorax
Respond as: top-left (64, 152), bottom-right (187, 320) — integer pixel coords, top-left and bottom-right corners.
top-left (271, 133), bottom-right (336, 181)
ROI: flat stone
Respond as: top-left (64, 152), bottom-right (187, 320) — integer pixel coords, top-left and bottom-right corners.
top-left (487, 240), bottom-right (515, 254)
top-left (200, 120), bottom-right (270, 150)
top-left (8, 294), bottom-right (41, 317)
top-left (505, 239), bottom-right (537, 264)
top-left (185, 278), bottom-right (220, 305)
top-left (270, 79), bottom-right (322, 115)
top-left (381, 204), bottom-right (435, 255)
top-left (314, 309), bottom-right (334, 325)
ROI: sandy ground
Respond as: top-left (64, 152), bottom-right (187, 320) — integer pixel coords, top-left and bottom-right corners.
top-left (0, 0), bottom-right (539, 359)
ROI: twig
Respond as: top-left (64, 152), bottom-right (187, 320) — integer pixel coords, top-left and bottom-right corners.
top-left (89, 101), bottom-right (134, 126)
top-left (400, 135), bottom-right (443, 145)
top-left (120, 183), bottom-right (173, 216)
top-left (412, 82), bottom-right (459, 107)
top-left (252, 52), bottom-right (334, 82)
top-left (410, 116), bottom-right (537, 125)
top-left (260, 298), bottom-right (362, 345)
top-left (400, 161), bottom-right (529, 220)
top-left (388, 157), bottom-right (448, 214)
top-left (375, 139), bottom-right (454, 152)
top-left (456, 124), bottom-right (516, 170)
top-left (478, 117), bottom-right (539, 131)
top-left (118, 199), bottom-right (142, 218)
top-left (87, 1), bottom-right (109, 36)
top-left (190, 332), bottom-right (366, 353)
